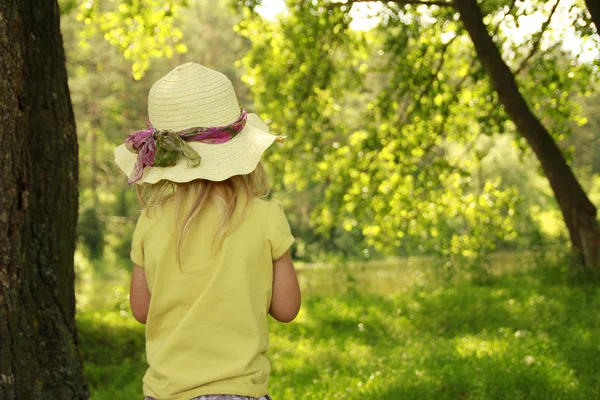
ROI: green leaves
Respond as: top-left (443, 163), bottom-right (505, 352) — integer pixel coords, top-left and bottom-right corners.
top-left (237, 0), bottom-right (365, 190)
top-left (233, 0), bottom-right (594, 267)
top-left (75, 0), bottom-right (189, 79)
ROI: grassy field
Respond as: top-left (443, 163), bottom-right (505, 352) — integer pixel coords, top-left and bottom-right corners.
top-left (77, 257), bottom-right (600, 399)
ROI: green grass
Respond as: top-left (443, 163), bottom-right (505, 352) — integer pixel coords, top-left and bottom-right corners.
top-left (77, 261), bottom-right (600, 399)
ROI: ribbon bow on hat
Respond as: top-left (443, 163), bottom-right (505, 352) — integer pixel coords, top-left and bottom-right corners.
top-left (125, 108), bottom-right (249, 184)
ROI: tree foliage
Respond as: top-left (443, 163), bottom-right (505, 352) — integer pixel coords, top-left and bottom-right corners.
top-left (66, 0), bottom-right (190, 79)
top-left (233, 0), bottom-right (598, 269)
top-left (60, 0), bottom-right (600, 273)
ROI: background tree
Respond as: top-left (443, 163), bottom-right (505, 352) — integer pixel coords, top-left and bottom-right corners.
top-left (234, 0), bottom-right (600, 269)
top-left (453, 0), bottom-right (599, 268)
top-left (0, 0), bottom-right (88, 398)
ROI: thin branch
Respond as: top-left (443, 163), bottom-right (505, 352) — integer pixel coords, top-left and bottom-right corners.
top-left (344, 0), bottom-right (453, 7)
top-left (437, 58), bottom-right (480, 166)
top-left (491, 0), bottom-right (517, 40)
top-left (514, 0), bottom-right (561, 75)
top-left (397, 35), bottom-right (456, 127)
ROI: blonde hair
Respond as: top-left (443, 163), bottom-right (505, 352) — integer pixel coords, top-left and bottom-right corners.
top-left (136, 162), bottom-right (270, 266)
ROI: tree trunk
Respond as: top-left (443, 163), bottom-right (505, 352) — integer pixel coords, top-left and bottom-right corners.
top-left (0, 0), bottom-right (89, 398)
top-left (454, 0), bottom-right (600, 269)
top-left (584, 0), bottom-right (600, 36)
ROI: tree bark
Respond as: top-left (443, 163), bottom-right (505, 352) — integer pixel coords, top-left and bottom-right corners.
top-left (454, 0), bottom-right (600, 268)
top-left (0, 0), bottom-right (89, 398)
top-left (584, 0), bottom-right (600, 36)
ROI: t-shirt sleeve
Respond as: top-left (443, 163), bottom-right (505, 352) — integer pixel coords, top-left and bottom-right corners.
top-left (266, 201), bottom-right (295, 260)
top-left (130, 213), bottom-right (146, 268)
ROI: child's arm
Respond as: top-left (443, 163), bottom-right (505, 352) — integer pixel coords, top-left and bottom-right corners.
top-left (269, 251), bottom-right (301, 323)
top-left (130, 265), bottom-right (151, 324)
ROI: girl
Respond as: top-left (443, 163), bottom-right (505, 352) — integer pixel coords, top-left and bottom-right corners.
top-left (114, 62), bottom-right (301, 400)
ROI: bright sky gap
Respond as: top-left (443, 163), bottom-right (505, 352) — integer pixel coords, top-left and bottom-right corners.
top-left (255, 0), bottom-right (599, 63)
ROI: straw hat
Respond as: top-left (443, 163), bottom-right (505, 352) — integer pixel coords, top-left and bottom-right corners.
top-left (114, 62), bottom-right (282, 184)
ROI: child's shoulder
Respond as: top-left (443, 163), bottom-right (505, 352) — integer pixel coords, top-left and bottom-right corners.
top-left (250, 197), bottom-right (284, 213)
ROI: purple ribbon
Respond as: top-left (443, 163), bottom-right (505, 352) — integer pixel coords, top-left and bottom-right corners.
top-left (125, 109), bottom-right (248, 183)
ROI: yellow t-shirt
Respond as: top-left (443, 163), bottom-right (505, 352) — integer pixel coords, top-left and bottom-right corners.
top-left (130, 194), bottom-right (295, 400)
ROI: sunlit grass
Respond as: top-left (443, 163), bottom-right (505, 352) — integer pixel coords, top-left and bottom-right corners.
top-left (77, 260), bottom-right (600, 399)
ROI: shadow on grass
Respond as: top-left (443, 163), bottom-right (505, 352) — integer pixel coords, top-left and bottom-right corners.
top-left (79, 263), bottom-right (600, 400)
top-left (268, 264), bottom-right (600, 399)
top-left (77, 312), bottom-right (146, 400)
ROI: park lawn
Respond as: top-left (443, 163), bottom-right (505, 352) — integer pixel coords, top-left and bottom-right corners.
top-left (77, 262), bottom-right (600, 400)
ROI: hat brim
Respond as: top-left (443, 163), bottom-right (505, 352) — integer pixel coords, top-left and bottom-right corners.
top-left (114, 113), bottom-right (278, 184)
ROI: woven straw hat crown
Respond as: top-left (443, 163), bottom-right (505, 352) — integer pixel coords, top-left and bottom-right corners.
top-left (149, 62), bottom-right (241, 131)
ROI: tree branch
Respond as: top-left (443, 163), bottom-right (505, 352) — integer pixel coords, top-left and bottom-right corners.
top-left (514, 0), bottom-right (561, 75)
top-left (345, 0), bottom-right (453, 7)
top-left (584, 0), bottom-right (600, 36)
top-left (397, 35), bottom-right (456, 126)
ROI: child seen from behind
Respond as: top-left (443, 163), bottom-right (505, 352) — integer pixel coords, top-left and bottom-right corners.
top-left (114, 63), bottom-right (301, 400)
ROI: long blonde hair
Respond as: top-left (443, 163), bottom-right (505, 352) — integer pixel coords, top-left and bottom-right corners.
top-left (136, 162), bottom-right (270, 266)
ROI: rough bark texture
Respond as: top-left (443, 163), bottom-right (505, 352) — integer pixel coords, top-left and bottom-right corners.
top-left (0, 0), bottom-right (89, 398)
top-left (585, 0), bottom-right (600, 36)
top-left (454, 0), bottom-right (600, 268)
